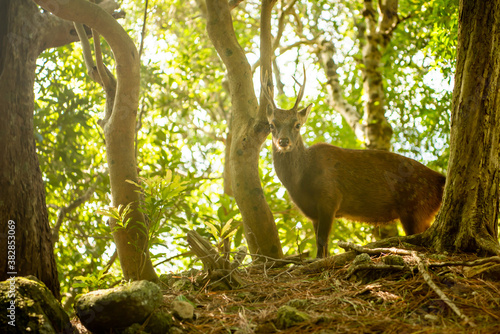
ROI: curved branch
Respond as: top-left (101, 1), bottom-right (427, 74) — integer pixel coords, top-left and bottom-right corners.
top-left (37, 0), bottom-right (119, 53)
top-left (258, 0), bottom-right (277, 119)
top-left (34, 0), bottom-right (139, 125)
top-left (206, 0), bottom-right (256, 117)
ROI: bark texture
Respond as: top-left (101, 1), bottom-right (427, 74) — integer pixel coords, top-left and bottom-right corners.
top-left (361, 0), bottom-right (396, 151)
top-left (318, 39), bottom-right (365, 142)
top-left (33, 0), bottom-right (157, 280)
top-left (206, 0), bottom-right (283, 259)
top-left (424, 0), bottom-right (500, 255)
top-left (0, 0), bottom-right (60, 298)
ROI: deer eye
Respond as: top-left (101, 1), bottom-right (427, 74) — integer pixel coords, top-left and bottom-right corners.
top-left (269, 123), bottom-right (275, 130)
top-left (295, 123), bottom-right (301, 130)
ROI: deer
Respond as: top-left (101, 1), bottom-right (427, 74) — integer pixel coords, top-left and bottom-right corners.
top-left (263, 69), bottom-right (446, 258)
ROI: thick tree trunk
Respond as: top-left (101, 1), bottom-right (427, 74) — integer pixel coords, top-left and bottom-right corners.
top-left (206, 0), bottom-right (283, 259)
top-left (424, 0), bottom-right (500, 255)
top-left (0, 0), bottom-right (60, 298)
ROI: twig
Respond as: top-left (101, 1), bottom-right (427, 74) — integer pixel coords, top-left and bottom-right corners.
top-left (51, 175), bottom-right (102, 243)
top-left (154, 251), bottom-right (194, 267)
top-left (138, 0), bottom-right (149, 62)
top-left (429, 256), bottom-right (500, 268)
top-left (338, 241), bottom-right (412, 256)
top-left (411, 251), bottom-right (476, 327)
top-left (339, 241), bottom-right (476, 327)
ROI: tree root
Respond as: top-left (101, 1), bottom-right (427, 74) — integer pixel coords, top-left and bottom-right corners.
top-left (339, 241), bottom-right (477, 327)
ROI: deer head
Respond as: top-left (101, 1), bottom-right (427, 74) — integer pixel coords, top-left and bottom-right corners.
top-left (263, 67), bottom-right (313, 153)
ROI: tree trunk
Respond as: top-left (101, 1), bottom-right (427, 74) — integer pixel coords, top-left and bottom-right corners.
top-left (424, 0), bottom-right (500, 255)
top-left (361, 0), bottom-right (399, 240)
top-left (361, 0), bottom-right (395, 151)
top-left (205, 0), bottom-right (283, 259)
top-left (34, 0), bottom-right (158, 281)
top-left (0, 0), bottom-right (60, 298)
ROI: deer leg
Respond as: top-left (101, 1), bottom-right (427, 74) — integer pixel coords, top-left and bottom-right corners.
top-left (400, 212), bottom-right (430, 235)
top-left (314, 210), bottom-right (334, 258)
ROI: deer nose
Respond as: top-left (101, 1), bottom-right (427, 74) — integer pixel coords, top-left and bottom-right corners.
top-left (278, 138), bottom-right (289, 147)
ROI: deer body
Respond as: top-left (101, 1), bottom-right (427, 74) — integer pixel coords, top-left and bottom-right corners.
top-left (264, 71), bottom-right (445, 258)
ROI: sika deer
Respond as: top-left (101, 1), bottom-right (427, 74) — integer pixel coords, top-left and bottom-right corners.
top-left (263, 70), bottom-right (445, 258)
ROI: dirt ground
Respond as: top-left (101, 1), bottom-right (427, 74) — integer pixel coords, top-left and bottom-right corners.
top-left (159, 251), bottom-right (500, 334)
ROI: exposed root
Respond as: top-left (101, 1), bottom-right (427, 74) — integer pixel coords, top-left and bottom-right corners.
top-left (339, 241), bottom-right (477, 327)
top-left (411, 252), bottom-right (476, 328)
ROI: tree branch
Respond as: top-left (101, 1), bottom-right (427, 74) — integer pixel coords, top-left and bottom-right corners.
top-left (34, 0), bottom-right (139, 125)
top-left (206, 0), bottom-right (257, 118)
top-left (258, 0), bottom-right (277, 119)
top-left (51, 176), bottom-right (101, 243)
top-left (317, 39), bottom-right (365, 142)
top-left (37, 0), bottom-right (119, 53)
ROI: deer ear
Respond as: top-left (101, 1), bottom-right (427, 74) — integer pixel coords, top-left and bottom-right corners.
top-left (298, 104), bottom-right (313, 123)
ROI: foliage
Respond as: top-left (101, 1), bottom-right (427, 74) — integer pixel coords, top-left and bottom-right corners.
top-left (33, 0), bottom-right (459, 307)
top-left (126, 171), bottom-right (189, 252)
top-left (73, 268), bottom-right (113, 294)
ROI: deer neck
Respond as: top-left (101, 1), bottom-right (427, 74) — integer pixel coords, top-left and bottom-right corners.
top-left (272, 139), bottom-right (308, 190)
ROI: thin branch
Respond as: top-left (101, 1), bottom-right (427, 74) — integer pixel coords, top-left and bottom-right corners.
top-left (102, 250), bottom-right (118, 275)
top-left (192, 125), bottom-right (226, 143)
top-left (412, 252), bottom-right (476, 327)
top-left (92, 29), bottom-right (116, 126)
top-left (73, 22), bottom-right (100, 82)
top-left (51, 176), bottom-right (102, 243)
top-left (338, 241), bottom-right (413, 256)
top-left (258, 0), bottom-right (278, 119)
top-left (383, 12), bottom-right (413, 37)
top-left (251, 0), bottom-right (300, 75)
top-left (429, 256), bottom-right (500, 268)
top-left (274, 0), bottom-right (299, 51)
top-left (138, 0), bottom-right (149, 62)
top-left (339, 241), bottom-right (476, 327)
top-left (154, 251), bottom-right (194, 267)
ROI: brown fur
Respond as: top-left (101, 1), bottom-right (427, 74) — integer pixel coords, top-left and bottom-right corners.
top-left (268, 105), bottom-right (445, 258)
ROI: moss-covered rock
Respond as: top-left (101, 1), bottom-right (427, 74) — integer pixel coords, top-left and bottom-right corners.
top-left (0, 276), bottom-right (73, 334)
top-left (75, 280), bottom-right (163, 333)
top-left (275, 305), bottom-right (310, 329)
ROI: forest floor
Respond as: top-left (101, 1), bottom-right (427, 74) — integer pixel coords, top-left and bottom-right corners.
top-left (72, 249), bottom-right (500, 334)
top-left (158, 250), bottom-right (500, 334)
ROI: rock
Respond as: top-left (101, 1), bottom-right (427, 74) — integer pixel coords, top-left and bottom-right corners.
top-left (172, 300), bottom-right (194, 320)
top-left (275, 305), bottom-right (310, 329)
top-left (169, 326), bottom-right (184, 334)
top-left (121, 311), bottom-right (172, 334)
top-left (0, 275), bottom-right (74, 334)
top-left (171, 279), bottom-right (194, 292)
top-left (75, 280), bottom-right (163, 333)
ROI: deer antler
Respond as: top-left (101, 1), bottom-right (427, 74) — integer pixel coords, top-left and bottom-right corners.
top-left (261, 70), bottom-right (277, 110)
top-left (291, 64), bottom-right (306, 111)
